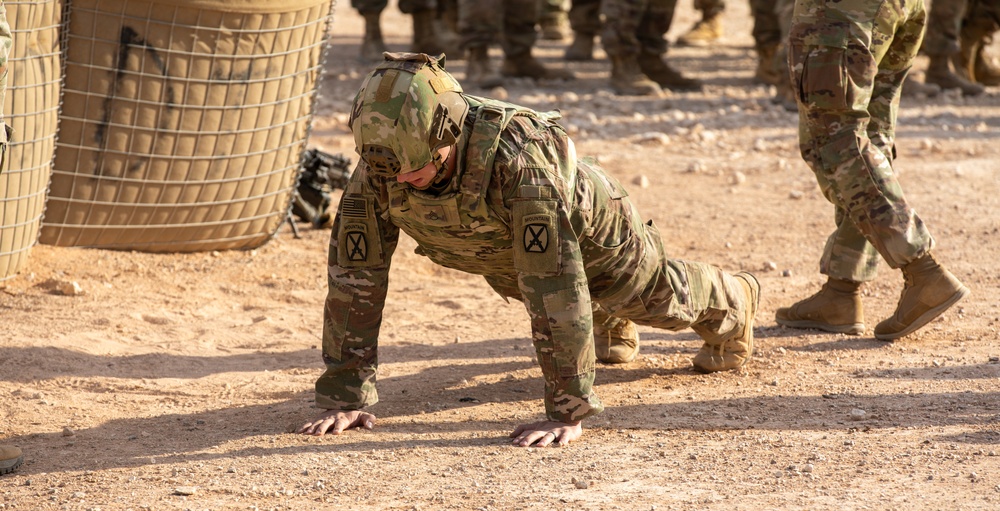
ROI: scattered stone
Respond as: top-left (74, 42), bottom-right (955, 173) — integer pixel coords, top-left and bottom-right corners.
top-left (686, 161), bottom-right (706, 173)
top-left (631, 132), bottom-right (671, 145)
top-left (762, 261), bottom-right (778, 272)
top-left (62, 427), bottom-right (76, 437)
top-left (802, 463), bottom-right (814, 473)
top-left (849, 408), bottom-right (867, 421)
top-left (730, 171), bottom-right (746, 185)
top-left (571, 477), bottom-right (589, 489)
top-left (781, 269), bottom-right (792, 277)
top-left (633, 175), bottom-right (650, 188)
top-left (173, 486), bottom-right (198, 496)
top-left (789, 190), bottom-right (804, 200)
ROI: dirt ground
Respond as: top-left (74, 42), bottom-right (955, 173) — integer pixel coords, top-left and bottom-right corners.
top-left (3, 3), bottom-right (1000, 510)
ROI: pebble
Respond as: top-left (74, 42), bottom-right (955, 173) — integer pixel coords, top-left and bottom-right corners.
top-left (802, 463), bottom-right (814, 473)
top-left (762, 261), bottom-right (778, 272)
top-left (631, 132), bottom-right (671, 145)
top-left (781, 269), bottom-right (792, 277)
top-left (57, 280), bottom-right (84, 296)
top-left (730, 171), bottom-right (746, 185)
top-left (850, 408), bottom-right (867, 421)
top-left (789, 190), bottom-right (804, 200)
top-left (173, 486), bottom-right (198, 496)
top-left (62, 427), bottom-right (76, 437)
top-left (633, 175), bottom-right (650, 188)
top-left (571, 477), bottom-right (589, 489)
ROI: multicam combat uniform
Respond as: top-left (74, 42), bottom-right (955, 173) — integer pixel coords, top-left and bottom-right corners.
top-left (457, 0), bottom-right (539, 57)
top-left (788, 0), bottom-right (933, 282)
top-left (351, 0), bottom-right (437, 15)
top-left (316, 96), bottom-right (753, 424)
top-left (601, 0), bottom-right (681, 59)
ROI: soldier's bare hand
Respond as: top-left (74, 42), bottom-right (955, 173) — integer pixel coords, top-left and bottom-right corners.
top-left (296, 409), bottom-right (376, 436)
top-left (509, 420), bottom-right (582, 447)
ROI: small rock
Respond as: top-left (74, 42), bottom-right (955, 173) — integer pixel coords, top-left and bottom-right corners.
top-left (631, 132), bottom-right (670, 145)
top-left (762, 261), bottom-right (778, 272)
top-left (730, 171), bottom-right (747, 185)
top-left (789, 190), bottom-right (804, 200)
top-left (849, 408), bottom-right (867, 421)
top-left (58, 281), bottom-right (84, 296)
top-left (571, 477), bottom-right (589, 489)
top-left (686, 161), bottom-right (706, 173)
top-left (173, 486), bottom-right (198, 496)
top-left (802, 463), bottom-right (814, 473)
top-left (781, 269), bottom-right (792, 277)
top-left (633, 175), bottom-right (650, 188)
top-left (62, 427), bottom-right (76, 437)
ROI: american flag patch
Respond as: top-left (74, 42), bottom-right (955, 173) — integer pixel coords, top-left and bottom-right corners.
top-left (341, 198), bottom-right (367, 218)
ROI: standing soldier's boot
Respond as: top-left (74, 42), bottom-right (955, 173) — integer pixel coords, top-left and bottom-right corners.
top-left (411, 9), bottom-right (448, 56)
top-left (609, 55), bottom-right (662, 95)
top-left (874, 254), bottom-right (970, 341)
top-left (564, 32), bottom-right (595, 61)
top-left (594, 318), bottom-right (640, 364)
top-left (677, 13), bottom-right (723, 47)
top-left (974, 48), bottom-right (1000, 86)
top-left (925, 53), bottom-right (985, 96)
top-left (360, 12), bottom-right (387, 62)
top-left (693, 272), bottom-right (759, 373)
top-left (754, 43), bottom-right (780, 85)
top-left (775, 278), bottom-right (865, 334)
top-left (501, 52), bottom-right (575, 80)
top-left (465, 46), bottom-right (505, 88)
top-left (0, 446), bottom-right (23, 476)
top-left (637, 52), bottom-right (702, 91)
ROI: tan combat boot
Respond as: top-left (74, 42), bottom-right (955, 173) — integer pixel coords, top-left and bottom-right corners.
top-left (637, 52), bottom-right (702, 91)
top-left (501, 53), bottom-right (575, 80)
top-left (1, 445), bottom-right (23, 476)
top-left (360, 12), bottom-right (387, 62)
top-left (754, 43), bottom-right (781, 85)
top-left (775, 278), bottom-right (865, 334)
top-left (693, 272), bottom-right (759, 373)
top-left (901, 74), bottom-right (942, 98)
top-left (874, 254), bottom-right (970, 341)
top-left (974, 48), bottom-right (1000, 86)
top-left (564, 33), bottom-right (595, 61)
top-left (466, 47), bottom-right (505, 89)
top-left (594, 318), bottom-right (640, 364)
top-left (925, 53), bottom-right (984, 96)
top-left (677, 13), bottom-right (723, 47)
top-left (609, 55), bottom-right (662, 95)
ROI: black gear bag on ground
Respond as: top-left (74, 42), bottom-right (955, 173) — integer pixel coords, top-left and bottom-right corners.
top-left (291, 149), bottom-right (353, 228)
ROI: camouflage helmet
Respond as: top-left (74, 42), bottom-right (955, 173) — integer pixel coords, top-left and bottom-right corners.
top-left (349, 52), bottom-right (469, 177)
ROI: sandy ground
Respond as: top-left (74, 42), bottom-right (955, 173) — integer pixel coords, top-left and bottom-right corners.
top-left (3, 2), bottom-right (1000, 510)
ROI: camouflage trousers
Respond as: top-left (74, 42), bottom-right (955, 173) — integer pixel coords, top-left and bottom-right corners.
top-left (694, 0), bottom-right (725, 18)
top-left (922, 0), bottom-right (968, 56)
top-left (458, 0), bottom-right (539, 56)
top-left (601, 0), bottom-right (680, 57)
top-left (789, 0), bottom-right (934, 282)
top-left (351, 0), bottom-right (437, 14)
top-left (592, 222), bottom-right (750, 350)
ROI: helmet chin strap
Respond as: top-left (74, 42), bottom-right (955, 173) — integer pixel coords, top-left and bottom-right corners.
top-left (430, 148), bottom-right (453, 186)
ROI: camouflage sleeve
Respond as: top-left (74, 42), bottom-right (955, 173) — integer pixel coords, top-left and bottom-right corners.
top-left (315, 162), bottom-right (399, 410)
top-left (503, 120), bottom-right (604, 424)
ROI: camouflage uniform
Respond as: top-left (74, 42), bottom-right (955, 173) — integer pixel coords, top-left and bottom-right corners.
top-left (694, 0), bottom-right (725, 19)
top-left (788, 0), bottom-right (933, 282)
top-left (351, 0), bottom-right (437, 15)
top-left (316, 64), bottom-right (753, 424)
top-left (0, 1), bottom-right (10, 172)
top-left (568, 0), bottom-right (602, 38)
top-left (458, 0), bottom-right (539, 57)
top-left (922, 0), bottom-right (967, 58)
top-left (601, 0), bottom-right (680, 59)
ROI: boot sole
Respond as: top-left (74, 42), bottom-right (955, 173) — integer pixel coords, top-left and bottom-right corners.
top-left (775, 318), bottom-right (865, 335)
top-left (0, 456), bottom-right (23, 475)
top-left (874, 286), bottom-right (971, 341)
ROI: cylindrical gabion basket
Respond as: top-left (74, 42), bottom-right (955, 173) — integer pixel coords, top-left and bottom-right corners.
top-left (41, 0), bottom-right (332, 251)
top-left (0, 0), bottom-right (62, 282)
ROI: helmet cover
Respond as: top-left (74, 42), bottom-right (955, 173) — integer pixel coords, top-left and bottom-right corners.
top-left (350, 52), bottom-right (469, 177)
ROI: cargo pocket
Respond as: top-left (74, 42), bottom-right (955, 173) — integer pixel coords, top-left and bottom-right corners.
top-left (322, 282), bottom-right (356, 362)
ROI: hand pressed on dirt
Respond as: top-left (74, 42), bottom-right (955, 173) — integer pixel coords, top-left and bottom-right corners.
top-left (297, 409), bottom-right (377, 436)
top-left (510, 420), bottom-right (582, 447)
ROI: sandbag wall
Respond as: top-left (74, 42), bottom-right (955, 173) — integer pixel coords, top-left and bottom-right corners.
top-left (41, 0), bottom-right (333, 251)
top-left (0, 0), bottom-right (62, 282)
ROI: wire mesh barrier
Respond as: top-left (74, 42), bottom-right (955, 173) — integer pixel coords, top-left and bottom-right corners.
top-left (0, 0), bottom-right (62, 282)
top-left (40, 0), bottom-right (333, 252)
